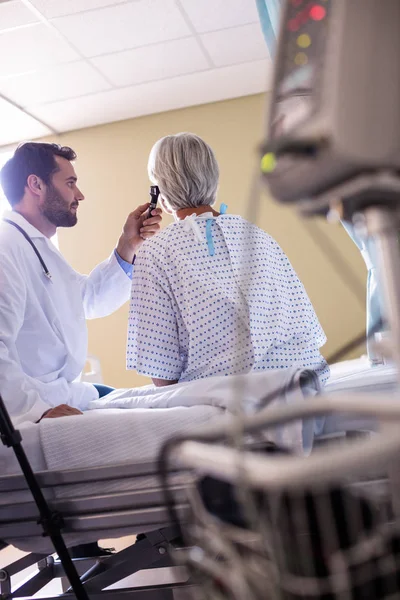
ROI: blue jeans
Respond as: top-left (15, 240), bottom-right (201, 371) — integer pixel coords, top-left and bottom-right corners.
top-left (92, 383), bottom-right (115, 398)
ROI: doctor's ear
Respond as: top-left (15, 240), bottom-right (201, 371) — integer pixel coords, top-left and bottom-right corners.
top-left (27, 174), bottom-right (44, 195)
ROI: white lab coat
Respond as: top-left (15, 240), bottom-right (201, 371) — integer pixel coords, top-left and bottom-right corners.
top-left (0, 211), bottom-right (132, 425)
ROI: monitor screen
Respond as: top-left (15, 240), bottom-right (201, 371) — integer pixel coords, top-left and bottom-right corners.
top-left (270, 1), bottom-right (330, 139)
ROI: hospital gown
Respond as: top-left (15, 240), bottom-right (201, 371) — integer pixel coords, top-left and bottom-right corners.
top-left (127, 214), bottom-right (329, 383)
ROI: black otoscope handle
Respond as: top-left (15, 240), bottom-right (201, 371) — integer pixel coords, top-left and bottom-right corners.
top-left (148, 185), bottom-right (160, 218)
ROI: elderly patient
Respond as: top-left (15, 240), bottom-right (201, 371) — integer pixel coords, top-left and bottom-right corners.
top-left (127, 133), bottom-right (329, 387)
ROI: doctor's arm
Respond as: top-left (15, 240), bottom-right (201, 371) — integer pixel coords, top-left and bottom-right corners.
top-left (80, 203), bottom-right (162, 319)
top-left (0, 255), bottom-right (83, 425)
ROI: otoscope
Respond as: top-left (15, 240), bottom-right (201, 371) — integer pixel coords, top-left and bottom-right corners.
top-left (148, 185), bottom-right (160, 218)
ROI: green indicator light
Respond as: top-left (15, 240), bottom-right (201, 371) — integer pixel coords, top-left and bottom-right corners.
top-left (261, 152), bottom-right (276, 173)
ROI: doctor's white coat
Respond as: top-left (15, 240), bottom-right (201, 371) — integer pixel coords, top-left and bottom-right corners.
top-left (0, 211), bottom-right (131, 425)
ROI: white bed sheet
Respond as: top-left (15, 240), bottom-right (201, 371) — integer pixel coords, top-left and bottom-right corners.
top-left (318, 357), bottom-right (399, 437)
top-left (325, 358), bottom-right (397, 394)
top-left (0, 406), bottom-right (220, 503)
top-left (0, 421), bottom-right (45, 477)
top-left (2, 362), bottom-right (396, 487)
top-left (1, 368), bottom-right (313, 500)
top-left (40, 406), bottom-right (222, 498)
top-left (38, 369), bottom-right (313, 492)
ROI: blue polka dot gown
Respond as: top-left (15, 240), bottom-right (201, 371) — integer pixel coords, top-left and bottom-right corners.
top-left (127, 214), bottom-right (329, 384)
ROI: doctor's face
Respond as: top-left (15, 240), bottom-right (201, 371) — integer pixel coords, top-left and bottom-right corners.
top-left (41, 156), bottom-right (85, 228)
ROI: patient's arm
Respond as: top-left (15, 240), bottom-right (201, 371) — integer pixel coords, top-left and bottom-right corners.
top-left (152, 378), bottom-right (179, 387)
top-left (127, 249), bottom-right (183, 384)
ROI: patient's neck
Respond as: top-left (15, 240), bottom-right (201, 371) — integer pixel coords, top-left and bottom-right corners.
top-left (175, 206), bottom-right (219, 220)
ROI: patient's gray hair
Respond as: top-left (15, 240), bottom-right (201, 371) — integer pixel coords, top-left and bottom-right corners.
top-left (148, 133), bottom-right (219, 210)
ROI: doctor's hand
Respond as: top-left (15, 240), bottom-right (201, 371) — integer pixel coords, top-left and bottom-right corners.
top-left (40, 404), bottom-right (83, 420)
top-left (116, 202), bottom-right (162, 263)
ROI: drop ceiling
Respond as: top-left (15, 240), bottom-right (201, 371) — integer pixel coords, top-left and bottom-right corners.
top-left (0, 0), bottom-right (272, 147)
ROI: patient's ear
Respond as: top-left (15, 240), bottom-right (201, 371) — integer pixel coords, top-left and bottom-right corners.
top-left (160, 197), bottom-right (173, 214)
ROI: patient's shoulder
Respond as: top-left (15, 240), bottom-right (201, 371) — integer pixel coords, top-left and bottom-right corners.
top-left (218, 214), bottom-right (276, 242)
top-left (136, 222), bottom-right (180, 259)
top-left (218, 215), bottom-right (291, 263)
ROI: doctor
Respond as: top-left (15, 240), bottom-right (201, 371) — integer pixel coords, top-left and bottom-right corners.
top-left (0, 142), bottom-right (162, 426)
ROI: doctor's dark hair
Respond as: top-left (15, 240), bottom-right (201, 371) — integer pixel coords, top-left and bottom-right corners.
top-left (148, 133), bottom-right (219, 211)
top-left (0, 142), bottom-right (77, 206)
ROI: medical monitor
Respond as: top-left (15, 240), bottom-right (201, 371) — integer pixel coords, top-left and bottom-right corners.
top-left (261, 0), bottom-right (400, 215)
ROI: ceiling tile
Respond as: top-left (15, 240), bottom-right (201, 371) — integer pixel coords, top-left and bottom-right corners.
top-left (0, 23), bottom-right (79, 77)
top-left (0, 0), bottom-right (38, 31)
top-left (30, 0), bottom-right (127, 19)
top-left (92, 38), bottom-right (209, 88)
top-left (0, 96), bottom-right (51, 146)
top-left (0, 61), bottom-right (111, 106)
top-left (179, 0), bottom-right (259, 33)
top-left (28, 59), bottom-right (271, 133)
top-left (52, 0), bottom-right (192, 58)
top-left (201, 24), bottom-right (268, 68)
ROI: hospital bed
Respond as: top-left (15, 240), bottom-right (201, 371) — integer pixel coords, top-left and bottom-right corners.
top-left (0, 369), bottom-right (317, 599)
top-left (0, 361), bottom-right (397, 599)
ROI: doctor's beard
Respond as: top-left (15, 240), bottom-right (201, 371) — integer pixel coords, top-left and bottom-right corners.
top-left (41, 183), bottom-right (78, 228)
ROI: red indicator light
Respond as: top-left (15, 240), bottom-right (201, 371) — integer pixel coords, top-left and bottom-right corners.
top-left (310, 5), bottom-right (326, 20)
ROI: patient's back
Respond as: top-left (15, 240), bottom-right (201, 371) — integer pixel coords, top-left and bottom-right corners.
top-left (127, 214), bottom-right (328, 383)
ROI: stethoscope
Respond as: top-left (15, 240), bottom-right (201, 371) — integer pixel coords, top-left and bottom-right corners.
top-left (4, 219), bottom-right (52, 280)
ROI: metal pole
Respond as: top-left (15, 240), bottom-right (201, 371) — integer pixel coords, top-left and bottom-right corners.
top-left (365, 207), bottom-right (400, 517)
top-left (364, 207), bottom-right (400, 378)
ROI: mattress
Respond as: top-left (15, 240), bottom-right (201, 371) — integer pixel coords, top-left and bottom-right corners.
top-left (2, 361), bottom-right (397, 484)
top-left (0, 405), bottom-right (221, 502)
top-left (1, 368), bottom-right (315, 491)
top-left (2, 360), bottom-right (397, 488)
top-left (0, 420), bottom-right (45, 477)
